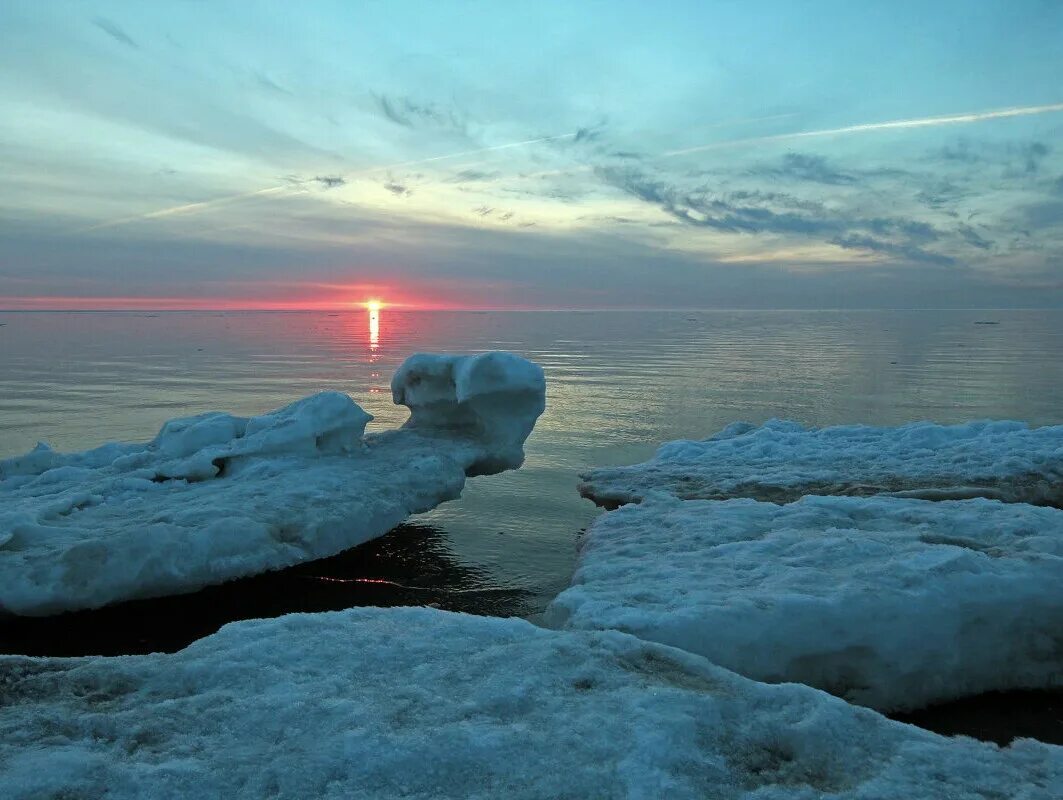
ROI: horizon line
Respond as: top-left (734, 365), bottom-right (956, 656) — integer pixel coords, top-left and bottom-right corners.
top-left (2, 305), bottom-right (1058, 313)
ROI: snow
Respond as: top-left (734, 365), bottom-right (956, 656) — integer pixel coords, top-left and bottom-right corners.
top-left (546, 494), bottom-right (1063, 712)
top-left (579, 419), bottom-right (1063, 508)
top-left (1, 606), bottom-right (1059, 799)
top-left (0, 352), bottom-right (546, 616)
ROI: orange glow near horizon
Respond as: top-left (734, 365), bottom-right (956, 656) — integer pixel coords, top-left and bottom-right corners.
top-left (0, 288), bottom-right (464, 312)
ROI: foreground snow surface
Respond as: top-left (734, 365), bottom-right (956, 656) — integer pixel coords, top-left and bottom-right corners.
top-left (0, 352), bottom-right (545, 615)
top-left (1, 607), bottom-right (1059, 799)
top-left (547, 495), bottom-right (1063, 712)
top-left (579, 419), bottom-right (1063, 507)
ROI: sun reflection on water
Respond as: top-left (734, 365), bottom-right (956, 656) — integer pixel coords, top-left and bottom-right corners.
top-left (365, 300), bottom-right (381, 349)
top-left (369, 308), bottom-right (380, 349)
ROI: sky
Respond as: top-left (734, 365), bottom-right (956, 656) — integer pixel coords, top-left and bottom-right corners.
top-left (2, 0), bottom-right (1062, 309)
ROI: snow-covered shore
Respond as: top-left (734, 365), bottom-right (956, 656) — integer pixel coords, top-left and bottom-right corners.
top-left (0, 352), bottom-right (545, 615)
top-left (2, 607), bottom-right (1059, 799)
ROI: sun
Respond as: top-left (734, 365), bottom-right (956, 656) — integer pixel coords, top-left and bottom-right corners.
top-left (364, 299), bottom-right (383, 313)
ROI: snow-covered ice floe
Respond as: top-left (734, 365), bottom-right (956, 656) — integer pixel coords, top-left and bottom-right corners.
top-left (1, 607), bottom-right (1059, 799)
top-left (579, 419), bottom-right (1063, 508)
top-left (546, 495), bottom-right (1063, 712)
top-left (0, 352), bottom-right (545, 616)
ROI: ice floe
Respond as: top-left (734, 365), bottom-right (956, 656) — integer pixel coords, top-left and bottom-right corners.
top-left (0, 352), bottom-right (545, 616)
top-left (579, 419), bottom-right (1063, 507)
top-left (392, 350), bottom-right (546, 475)
top-left (1, 606), bottom-right (1059, 799)
top-left (547, 495), bottom-right (1063, 712)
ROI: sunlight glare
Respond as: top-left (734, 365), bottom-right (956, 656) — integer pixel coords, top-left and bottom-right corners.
top-left (366, 298), bottom-right (381, 349)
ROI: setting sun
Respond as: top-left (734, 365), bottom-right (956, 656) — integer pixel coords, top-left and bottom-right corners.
top-left (364, 299), bottom-right (383, 313)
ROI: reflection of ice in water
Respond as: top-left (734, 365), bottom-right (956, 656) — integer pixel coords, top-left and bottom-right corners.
top-left (369, 307), bottom-right (380, 349)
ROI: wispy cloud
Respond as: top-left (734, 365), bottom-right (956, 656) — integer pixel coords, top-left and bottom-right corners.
top-left (375, 94), bottom-right (466, 132)
top-left (750, 153), bottom-right (857, 185)
top-left (91, 17), bottom-right (138, 49)
top-left (938, 138), bottom-right (1052, 175)
top-left (599, 166), bottom-right (955, 264)
top-left (312, 176), bottom-right (346, 189)
top-left (383, 179), bottom-right (412, 197)
top-left (77, 132), bottom-right (579, 232)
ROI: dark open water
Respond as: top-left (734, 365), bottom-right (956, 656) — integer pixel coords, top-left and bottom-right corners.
top-left (2, 309), bottom-right (1062, 742)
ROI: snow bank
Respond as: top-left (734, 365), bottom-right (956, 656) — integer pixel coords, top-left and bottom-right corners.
top-left (0, 353), bottom-right (545, 615)
top-left (1, 607), bottom-right (1059, 799)
top-left (547, 495), bottom-right (1063, 712)
top-left (579, 419), bottom-right (1063, 508)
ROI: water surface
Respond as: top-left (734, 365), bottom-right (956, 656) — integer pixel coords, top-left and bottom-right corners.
top-left (2, 309), bottom-right (1062, 650)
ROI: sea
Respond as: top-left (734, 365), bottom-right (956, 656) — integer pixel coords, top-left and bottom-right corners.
top-left (2, 308), bottom-right (1063, 664)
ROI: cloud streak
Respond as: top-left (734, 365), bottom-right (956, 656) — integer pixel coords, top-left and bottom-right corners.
top-left (91, 17), bottom-right (138, 49)
top-left (80, 187), bottom-right (289, 232)
top-left (663, 102), bottom-right (1063, 157)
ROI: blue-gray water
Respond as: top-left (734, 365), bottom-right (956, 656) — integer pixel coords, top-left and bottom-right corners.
top-left (2, 309), bottom-right (1063, 650)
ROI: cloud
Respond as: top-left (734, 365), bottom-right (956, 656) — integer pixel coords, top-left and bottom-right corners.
top-left (445, 169), bottom-right (501, 183)
top-left (92, 17), bottom-right (138, 49)
top-left (830, 234), bottom-right (953, 265)
top-left (255, 72), bottom-right (293, 96)
top-left (956, 224), bottom-right (992, 250)
top-left (864, 217), bottom-right (939, 244)
top-left (313, 176), bottom-right (346, 189)
top-left (915, 179), bottom-right (969, 209)
top-left (599, 167), bottom-right (835, 235)
top-left (752, 153), bottom-right (857, 185)
top-left (1020, 200), bottom-right (1063, 230)
top-left (375, 94), bottom-right (466, 133)
top-left (383, 180), bottom-right (411, 197)
top-left (938, 138), bottom-right (1052, 175)
top-left (598, 166), bottom-right (953, 264)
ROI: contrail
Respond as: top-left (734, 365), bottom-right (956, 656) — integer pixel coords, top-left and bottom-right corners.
top-left (661, 102), bottom-right (1063, 157)
top-left (381, 132), bottom-right (577, 169)
top-left (80, 186), bottom-right (290, 232)
top-left (78, 132), bottom-right (578, 232)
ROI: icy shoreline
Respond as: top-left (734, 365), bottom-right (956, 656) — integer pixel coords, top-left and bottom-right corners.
top-left (0, 352), bottom-right (545, 615)
top-left (2, 607), bottom-right (1060, 799)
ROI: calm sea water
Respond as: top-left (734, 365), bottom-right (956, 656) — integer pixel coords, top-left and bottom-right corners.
top-left (3, 309), bottom-right (1063, 655)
